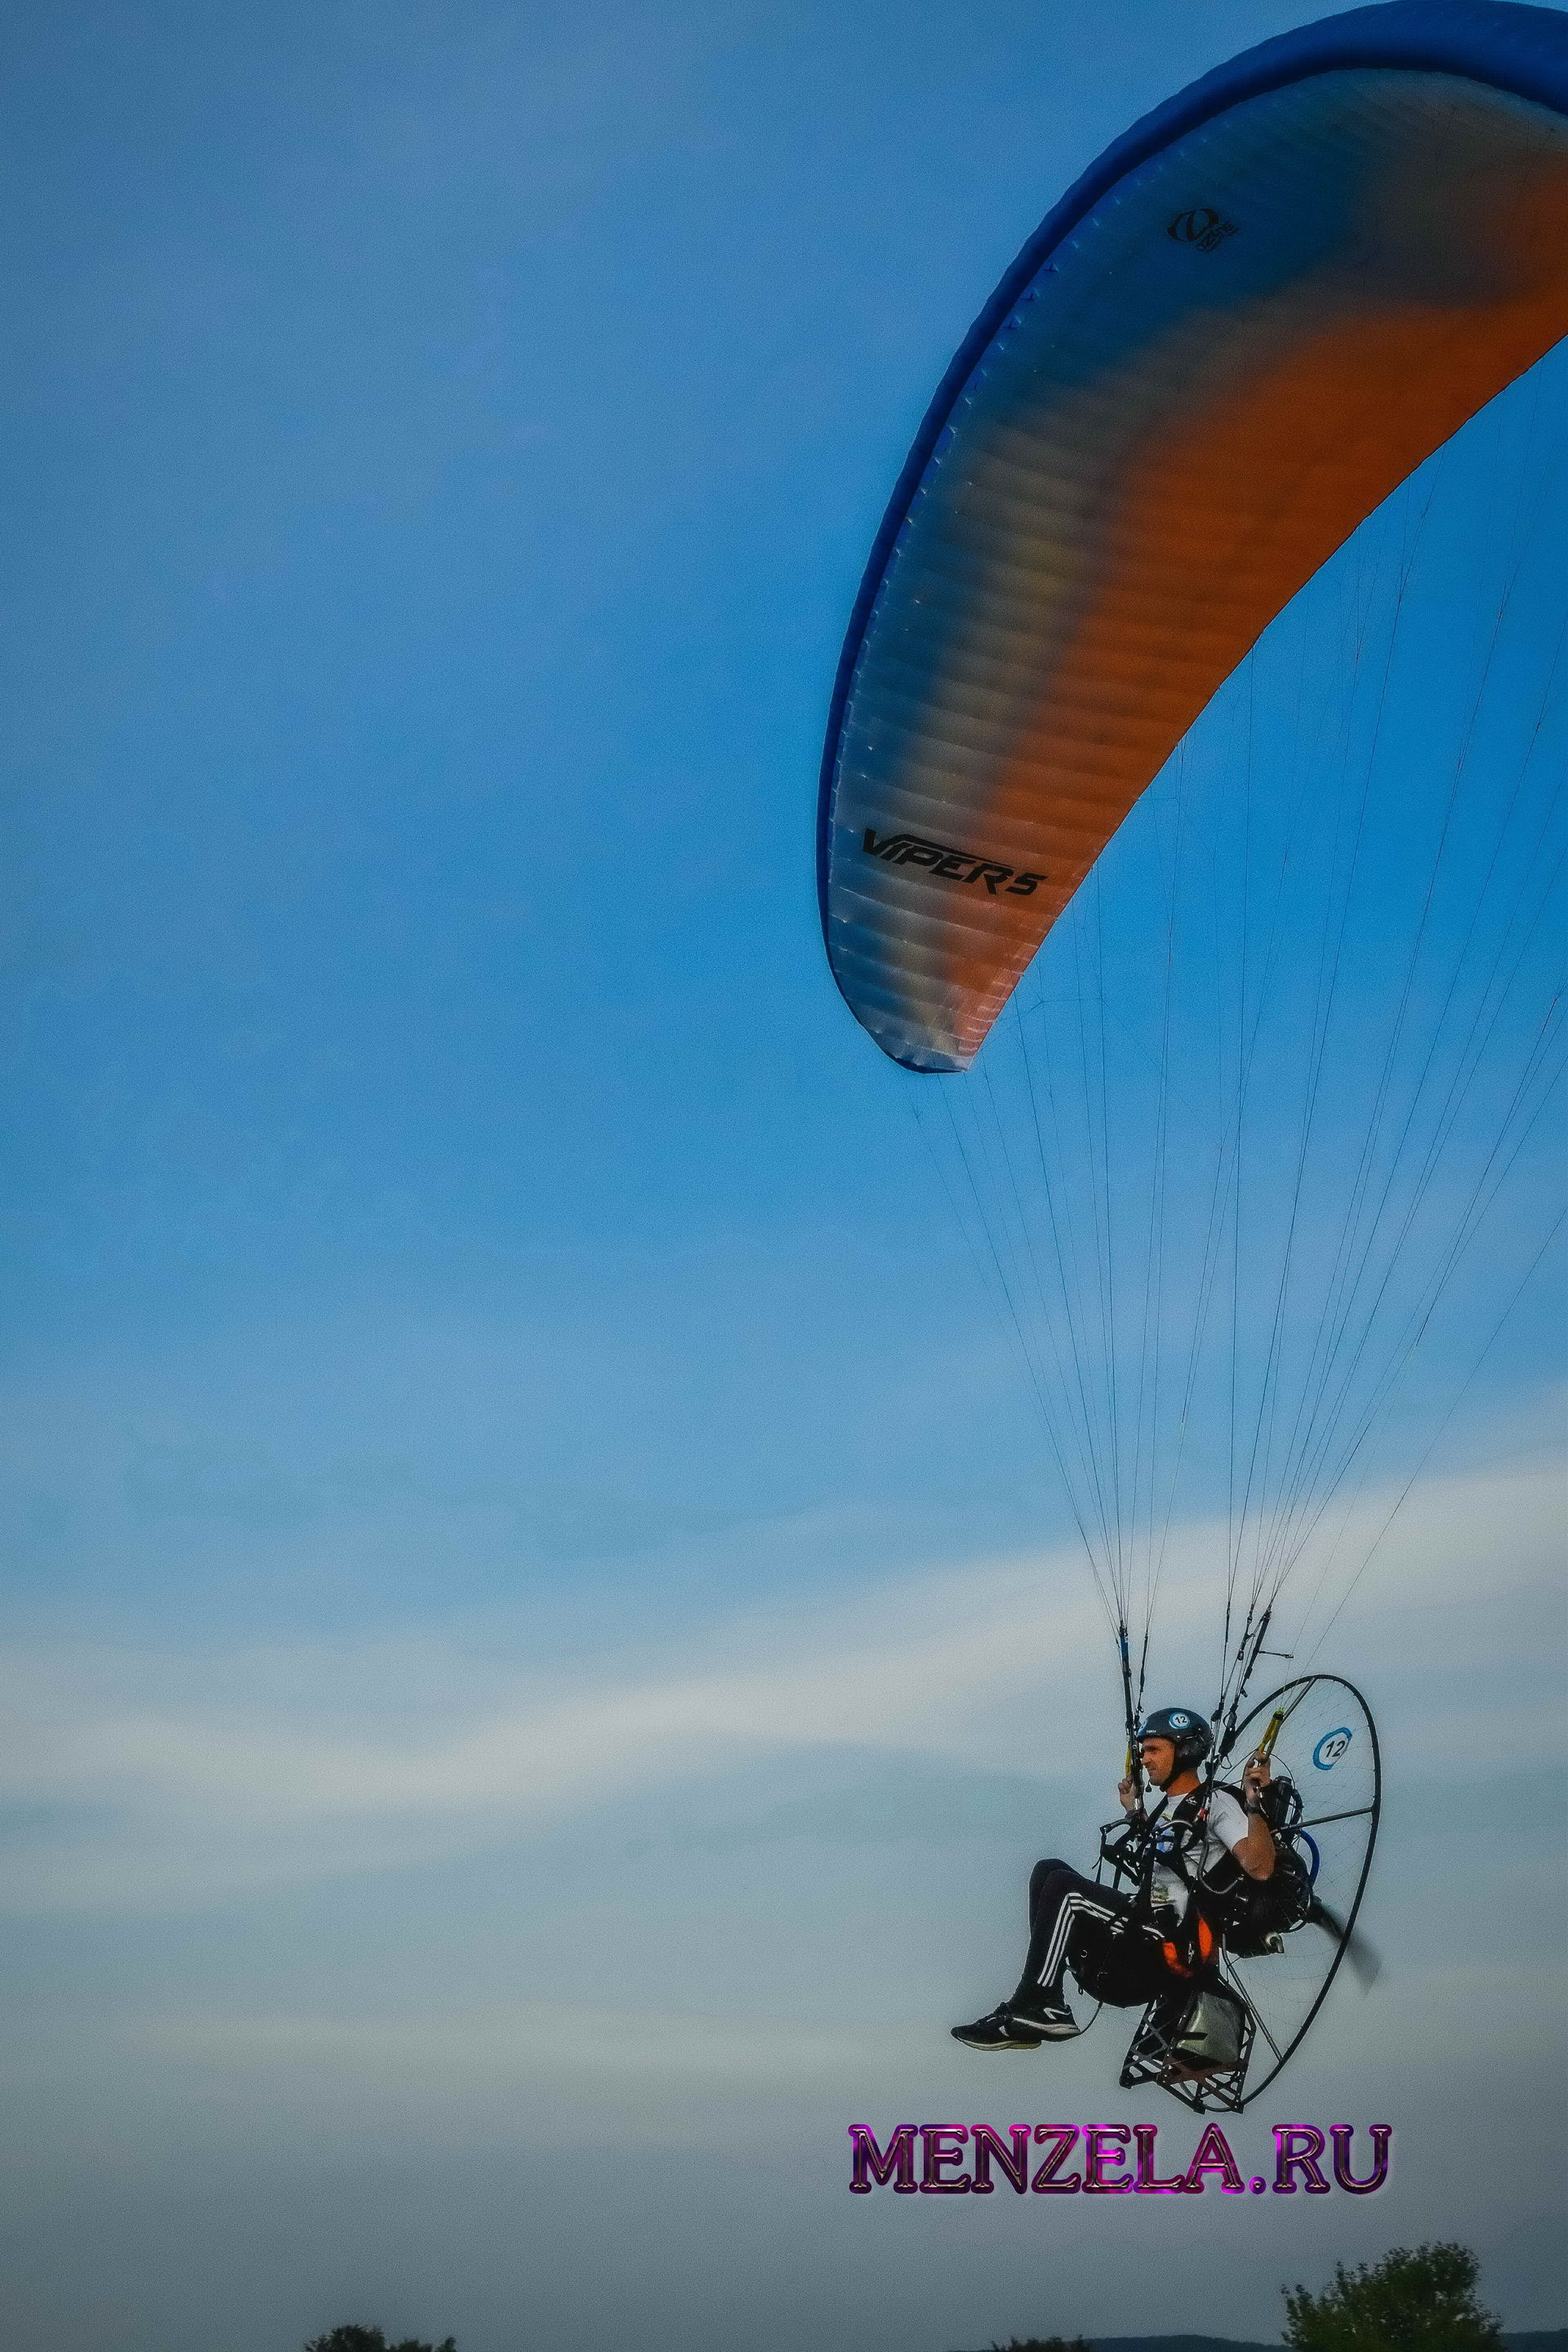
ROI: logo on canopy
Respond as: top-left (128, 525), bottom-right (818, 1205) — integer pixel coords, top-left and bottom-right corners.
top-left (1168, 206), bottom-right (1237, 253)
top-left (1313, 1727), bottom-right (1353, 1770)
top-left (860, 828), bottom-right (1045, 898)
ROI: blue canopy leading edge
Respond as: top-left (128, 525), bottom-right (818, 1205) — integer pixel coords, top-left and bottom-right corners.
top-left (817, 0), bottom-right (1568, 1072)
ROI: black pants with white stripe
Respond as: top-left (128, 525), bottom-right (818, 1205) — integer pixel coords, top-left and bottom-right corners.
top-left (1012, 1859), bottom-right (1171, 2010)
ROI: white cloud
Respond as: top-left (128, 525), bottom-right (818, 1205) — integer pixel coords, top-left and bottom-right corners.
top-left (140, 2000), bottom-right (902, 2087)
top-left (0, 1454), bottom-right (1557, 1913)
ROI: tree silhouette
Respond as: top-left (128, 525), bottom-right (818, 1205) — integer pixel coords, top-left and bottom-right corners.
top-left (303, 2328), bottom-right (457, 2352)
top-left (1283, 2243), bottom-right (1504, 2351)
top-left (991, 2338), bottom-right (1094, 2352)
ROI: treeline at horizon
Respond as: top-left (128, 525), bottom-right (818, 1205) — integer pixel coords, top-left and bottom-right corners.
top-left (301, 2244), bottom-right (1559, 2352)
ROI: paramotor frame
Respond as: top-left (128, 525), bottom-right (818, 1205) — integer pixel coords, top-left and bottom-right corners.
top-left (1117, 1673), bottom-right (1382, 2111)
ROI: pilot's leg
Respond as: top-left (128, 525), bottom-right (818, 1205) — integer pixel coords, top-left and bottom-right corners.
top-left (951, 1860), bottom-right (1133, 2050)
top-left (1011, 1863), bottom-right (1133, 2024)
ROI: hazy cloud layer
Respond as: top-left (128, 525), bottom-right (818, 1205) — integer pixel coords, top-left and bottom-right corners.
top-left (1, 1454), bottom-right (1557, 1911)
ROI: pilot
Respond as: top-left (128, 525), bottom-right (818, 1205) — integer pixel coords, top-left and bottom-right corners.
top-left (951, 1706), bottom-right (1275, 2050)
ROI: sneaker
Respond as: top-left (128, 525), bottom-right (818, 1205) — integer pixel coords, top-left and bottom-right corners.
top-left (950, 2004), bottom-right (1045, 2051)
top-left (1007, 1990), bottom-right (1081, 2039)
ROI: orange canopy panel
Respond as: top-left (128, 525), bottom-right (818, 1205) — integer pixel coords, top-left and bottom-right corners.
top-left (818, 2), bottom-right (1568, 1071)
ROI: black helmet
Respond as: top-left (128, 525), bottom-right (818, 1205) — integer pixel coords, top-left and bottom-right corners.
top-left (1138, 1706), bottom-right (1213, 1771)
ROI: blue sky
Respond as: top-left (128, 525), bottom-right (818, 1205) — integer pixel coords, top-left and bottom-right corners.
top-left (1, 4), bottom-right (1564, 2349)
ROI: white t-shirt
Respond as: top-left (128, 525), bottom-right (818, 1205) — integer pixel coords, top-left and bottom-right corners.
top-left (1149, 1786), bottom-right (1251, 1919)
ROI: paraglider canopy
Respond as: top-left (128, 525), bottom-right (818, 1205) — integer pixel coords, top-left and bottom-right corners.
top-left (818, 0), bottom-right (1568, 1073)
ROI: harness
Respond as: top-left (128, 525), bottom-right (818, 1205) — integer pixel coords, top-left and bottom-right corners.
top-left (1146, 1788), bottom-right (1231, 1973)
top-left (1098, 1791), bottom-right (1217, 1979)
top-left (1100, 1781), bottom-right (1307, 1976)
